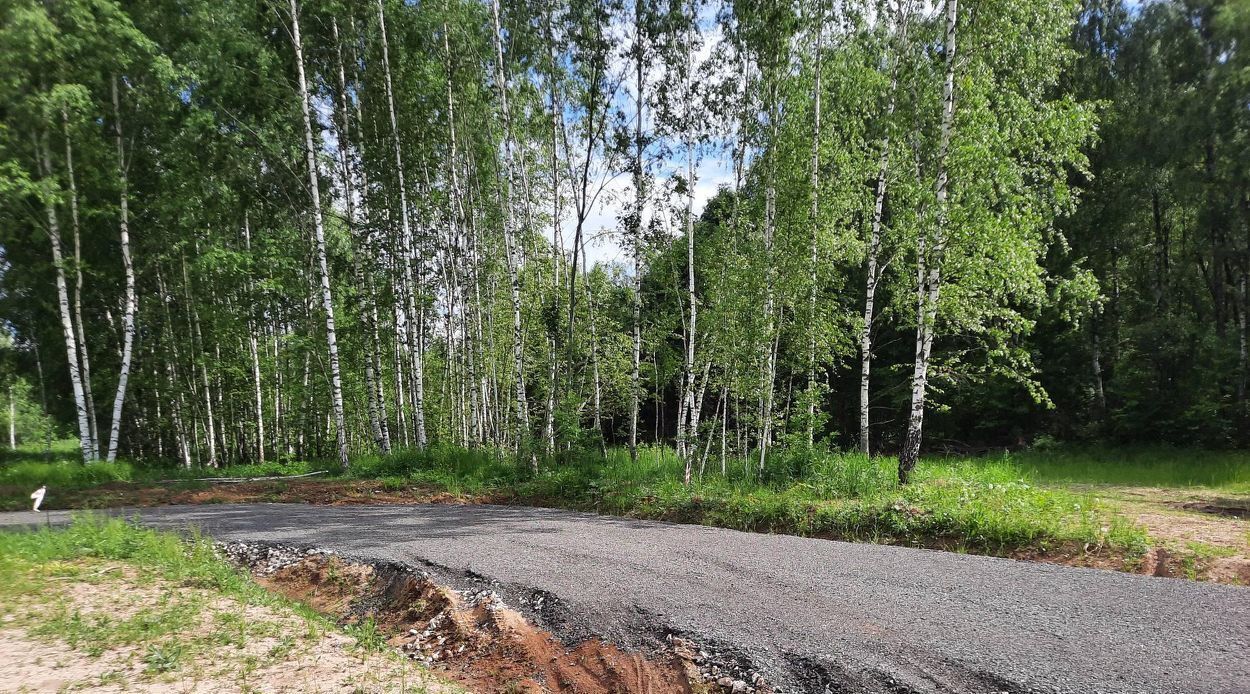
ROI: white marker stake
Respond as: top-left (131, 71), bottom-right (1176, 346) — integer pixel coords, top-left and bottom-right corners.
top-left (31, 485), bottom-right (46, 512)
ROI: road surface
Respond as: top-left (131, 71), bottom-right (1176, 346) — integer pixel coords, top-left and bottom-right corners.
top-left (2, 504), bottom-right (1246, 693)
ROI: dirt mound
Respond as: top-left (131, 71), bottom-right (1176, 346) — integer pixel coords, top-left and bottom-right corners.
top-left (240, 548), bottom-right (705, 694)
top-left (1178, 499), bottom-right (1250, 519)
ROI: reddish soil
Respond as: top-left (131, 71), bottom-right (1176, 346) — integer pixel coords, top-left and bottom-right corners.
top-left (255, 554), bottom-right (700, 694)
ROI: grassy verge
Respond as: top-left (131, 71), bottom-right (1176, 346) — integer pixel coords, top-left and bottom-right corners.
top-left (4, 442), bottom-right (1164, 557)
top-left (1007, 446), bottom-right (1250, 492)
top-left (352, 446), bottom-right (1152, 555)
top-left (0, 515), bottom-right (446, 691)
top-left (16, 441), bottom-right (1250, 561)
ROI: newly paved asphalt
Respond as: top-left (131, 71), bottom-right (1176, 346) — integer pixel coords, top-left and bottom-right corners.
top-left (3, 504), bottom-right (1247, 693)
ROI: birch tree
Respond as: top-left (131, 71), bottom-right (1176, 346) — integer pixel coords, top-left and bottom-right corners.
top-left (289, 0), bottom-right (349, 469)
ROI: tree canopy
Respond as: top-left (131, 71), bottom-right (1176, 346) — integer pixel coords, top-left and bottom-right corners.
top-left (0, 0), bottom-right (1246, 475)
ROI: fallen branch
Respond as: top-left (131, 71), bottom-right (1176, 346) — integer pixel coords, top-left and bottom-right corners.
top-left (157, 470), bottom-right (330, 484)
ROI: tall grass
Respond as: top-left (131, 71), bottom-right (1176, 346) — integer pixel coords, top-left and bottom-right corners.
top-left (1008, 446), bottom-right (1250, 490)
top-left (0, 514), bottom-right (245, 592)
top-left (328, 445), bottom-right (1147, 553)
top-left (14, 441), bottom-right (1230, 554)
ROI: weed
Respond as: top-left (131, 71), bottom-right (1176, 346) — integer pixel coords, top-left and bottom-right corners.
top-left (348, 617), bottom-right (387, 653)
top-left (143, 642), bottom-right (184, 674)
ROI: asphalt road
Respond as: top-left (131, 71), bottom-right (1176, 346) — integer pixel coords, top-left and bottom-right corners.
top-left (3, 504), bottom-right (1247, 693)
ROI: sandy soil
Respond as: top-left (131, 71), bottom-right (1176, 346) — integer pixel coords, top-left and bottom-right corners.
top-left (1061, 485), bottom-right (1250, 583)
top-left (0, 560), bottom-right (452, 693)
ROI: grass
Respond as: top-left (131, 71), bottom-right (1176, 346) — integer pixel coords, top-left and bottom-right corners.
top-left (334, 444), bottom-right (1152, 555)
top-left (1008, 446), bottom-right (1250, 491)
top-left (0, 513), bottom-right (309, 615)
top-left (0, 515), bottom-right (444, 691)
top-left (11, 440), bottom-right (1246, 557)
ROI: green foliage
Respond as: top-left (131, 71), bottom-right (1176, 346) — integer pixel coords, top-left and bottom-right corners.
top-left (0, 379), bottom-right (59, 447)
top-left (333, 445), bottom-right (1150, 554)
top-left (0, 515), bottom-right (243, 591)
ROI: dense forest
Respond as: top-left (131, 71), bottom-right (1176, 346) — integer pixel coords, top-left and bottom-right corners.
top-left (0, 0), bottom-right (1247, 477)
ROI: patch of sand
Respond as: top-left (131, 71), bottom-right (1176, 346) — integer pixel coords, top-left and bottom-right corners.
top-left (0, 560), bottom-right (452, 693)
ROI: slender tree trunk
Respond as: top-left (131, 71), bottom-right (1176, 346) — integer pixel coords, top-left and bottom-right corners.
top-left (1091, 315), bottom-right (1107, 417)
top-left (38, 132), bottom-right (93, 464)
top-left (543, 6), bottom-right (563, 457)
top-left (758, 113), bottom-right (780, 475)
top-left (899, 0), bottom-right (958, 484)
top-left (183, 255), bottom-right (217, 468)
top-left (860, 1), bottom-right (911, 455)
top-left (105, 77), bottom-right (138, 464)
top-left (804, 7), bottom-right (826, 447)
top-left (490, 0), bottom-right (531, 454)
top-left (580, 247), bottom-right (606, 454)
top-left (291, 0), bottom-right (349, 469)
top-left (62, 112), bottom-right (98, 460)
top-left (8, 386), bottom-right (15, 450)
top-left (377, 0), bottom-right (426, 449)
top-left (680, 139), bottom-right (697, 481)
top-left (331, 17), bottom-right (386, 454)
top-left (629, 0), bottom-right (646, 463)
top-left (243, 214), bottom-right (266, 463)
top-left (1238, 272), bottom-right (1247, 409)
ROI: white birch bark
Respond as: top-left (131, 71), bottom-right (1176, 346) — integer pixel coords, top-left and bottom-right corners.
top-left (62, 111), bottom-right (98, 460)
top-left (899, 0), bottom-right (958, 483)
top-left (290, 0), bottom-right (349, 468)
top-left (806, 9), bottom-right (824, 447)
top-left (243, 213), bottom-right (266, 462)
top-left (377, 0), bottom-right (427, 448)
top-left (628, 0), bottom-right (647, 463)
top-left (758, 103), bottom-right (780, 474)
top-left (681, 133), bottom-right (697, 483)
top-left (491, 0), bottom-right (532, 451)
top-left (38, 132), bottom-right (93, 464)
top-left (105, 77), bottom-right (138, 464)
top-left (330, 17), bottom-right (386, 454)
top-left (860, 0), bottom-right (912, 455)
top-left (183, 254), bottom-right (217, 467)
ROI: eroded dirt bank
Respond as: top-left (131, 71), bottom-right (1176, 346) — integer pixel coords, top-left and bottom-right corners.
top-left (221, 542), bottom-right (767, 694)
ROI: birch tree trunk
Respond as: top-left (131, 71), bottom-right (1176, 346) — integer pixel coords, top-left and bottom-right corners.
top-left (629, 0), bottom-right (646, 463)
top-left (860, 0), bottom-right (911, 455)
top-left (105, 76), bottom-right (138, 464)
top-left (681, 135), bottom-right (697, 484)
top-left (8, 385), bottom-right (15, 450)
top-left (806, 10), bottom-right (824, 447)
top-left (183, 254), bottom-right (217, 467)
top-left (331, 17), bottom-right (387, 455)
top-left (62, 111), bottom-right (98, 460)
top-left (1091, 316), bottom-right (1107, 416)
top-left (1238, 272), bottom-right (1247, 410)
top-left (290, 0), bottom-right (350, 469)
top-left (38, 132), bottom-right (93, 463)
top-left (243, 213), bottom-right (266, 462)
top-left (758, 102), bottom-right (780, 474)
top-left (899, 0), bottom-right (958, 484)
top-left (377, 0), bottom-right (427, 449)
top-left (491, 0), bottom-right (532, 453)
top-left (543, 6), bottom-right (562, 457)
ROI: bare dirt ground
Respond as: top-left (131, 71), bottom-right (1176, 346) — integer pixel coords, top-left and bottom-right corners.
top-left (0, 559), bottom-right (453, 693)
top-left (237, 549), bottom-right (700, 694)
top-left (1055, 484), bottom-right (1250, 583)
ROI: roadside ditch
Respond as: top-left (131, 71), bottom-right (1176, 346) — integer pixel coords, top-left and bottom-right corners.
top-left (218, 541), bottom-right (772, 694)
